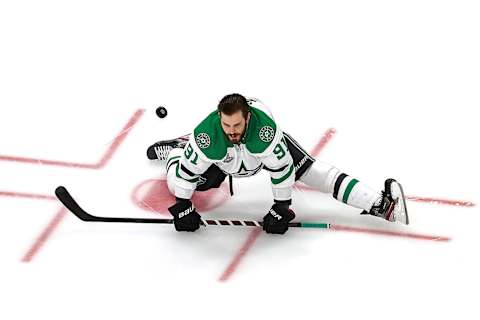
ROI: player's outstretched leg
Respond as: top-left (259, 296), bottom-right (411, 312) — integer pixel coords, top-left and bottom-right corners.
top-left (146, 134), bottom-right (189, 161)
top-left (361, 178), bottom-right (409, 224)
top-left (299, 162), bottom-right (409, 224)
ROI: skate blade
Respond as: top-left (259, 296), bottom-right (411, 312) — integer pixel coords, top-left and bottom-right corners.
top-left (390, 181), bottom-right (410, 225)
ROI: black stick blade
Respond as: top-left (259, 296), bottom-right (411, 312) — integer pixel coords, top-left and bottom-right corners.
top-left (55, 186), bottom-right (98, 221)
top-left (55, 186), bottom-right (174, 224)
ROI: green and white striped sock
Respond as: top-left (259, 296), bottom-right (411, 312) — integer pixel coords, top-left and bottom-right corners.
top-left (333, 173), bottom-right (381, 211)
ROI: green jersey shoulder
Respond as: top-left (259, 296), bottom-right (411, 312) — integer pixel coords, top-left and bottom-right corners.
top-left (192, 98), bottom-right (282, 161)
top-left (192, 110), bottom-right (232, 161)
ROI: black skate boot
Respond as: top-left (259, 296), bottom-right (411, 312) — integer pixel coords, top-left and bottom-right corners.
top-left (361, 178), bottom-right (409, 225)
top-left (146, 135), bottom-right (189, 161)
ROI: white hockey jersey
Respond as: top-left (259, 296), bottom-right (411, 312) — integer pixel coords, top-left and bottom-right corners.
top-left (172, 98), bottom-right (294, 201)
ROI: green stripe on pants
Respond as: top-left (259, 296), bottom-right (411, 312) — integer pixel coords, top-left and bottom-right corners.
top-left (270, 164), bottom-right (294, 185)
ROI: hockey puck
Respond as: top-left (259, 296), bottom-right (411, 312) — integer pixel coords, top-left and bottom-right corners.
top-left (156, 106), bottom-right (168, 118)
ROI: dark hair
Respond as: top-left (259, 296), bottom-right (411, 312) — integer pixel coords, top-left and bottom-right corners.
top-left (218, 93), bottom-right (250, 119)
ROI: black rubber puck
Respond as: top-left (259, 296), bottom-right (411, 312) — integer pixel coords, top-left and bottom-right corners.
top-left (156, 106), bottom-right (168, 118)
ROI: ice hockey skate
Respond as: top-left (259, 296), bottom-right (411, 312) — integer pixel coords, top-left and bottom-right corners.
top-left (362, 178), bottom-right (409, 225)
top-left (146, 134), bottom-right (189, 161)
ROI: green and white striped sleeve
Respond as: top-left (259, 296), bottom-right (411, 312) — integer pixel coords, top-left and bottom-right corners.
top-left (261, 134), bottom-right (295, 201)
top-left (174, 135), bottom-right (212, 199)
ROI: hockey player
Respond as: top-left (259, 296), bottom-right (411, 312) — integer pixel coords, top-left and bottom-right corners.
top-left (146, 94), bottom-right (408, 234)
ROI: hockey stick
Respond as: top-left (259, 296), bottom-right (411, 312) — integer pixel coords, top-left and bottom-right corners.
top-left (55, 186), bottom-right (331, 229)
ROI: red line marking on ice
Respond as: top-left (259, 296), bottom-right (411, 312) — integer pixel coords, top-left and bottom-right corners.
top-left (0, 109), bottom-right (144, 169)
top-left (331, 224), bottom-right (451, 242)
top-left (218, 224), bottom-right (449, 282)
top-left (218, 128), bottom-right (336, 282)
top-left (15, 109), bottom-right (145, 262)
top-left (296, 185), bottom-right (475, 208)
top-left (310, 128), bottom-right (336, 158)
top-left (0, 156), bottom-right (97, 169)
top-left (0, 191), bottom-right (56, 201)
top-left (96, 109), bottom-right (144, 168)
top-left (21, 207), bottom-right (67, 262)
top-left (406, 196), bottom-right (475, 207)
top-left (219, 228), bottom-right (262, 282)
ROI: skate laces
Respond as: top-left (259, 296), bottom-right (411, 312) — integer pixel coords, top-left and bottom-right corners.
top-left (380, 191), bottom-right (396, 221)
top-left (154, 145), bottom-right (172, 161)
top-left (370, 192), bottom-right (385, 213)
top-left (370, 191), bottom-right (394, 219)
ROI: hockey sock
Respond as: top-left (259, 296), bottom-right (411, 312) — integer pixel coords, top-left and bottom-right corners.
top-left (332, 173), bottom-right (381, 211)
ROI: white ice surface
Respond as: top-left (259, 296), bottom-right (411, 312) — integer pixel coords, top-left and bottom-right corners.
top-left (1, 1), bottom-right (479, 319)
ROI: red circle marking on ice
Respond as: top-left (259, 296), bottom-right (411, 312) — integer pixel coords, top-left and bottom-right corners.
top-left (131, 177), bottom-right (230, 215)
